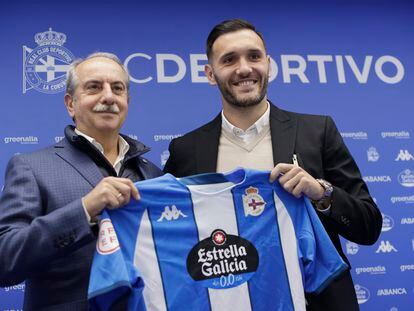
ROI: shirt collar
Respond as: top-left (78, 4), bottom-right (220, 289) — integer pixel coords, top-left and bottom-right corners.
top-left (74, 128), bottom-right (130, 173)
top-left (221, 102), bottom-right (270, 139)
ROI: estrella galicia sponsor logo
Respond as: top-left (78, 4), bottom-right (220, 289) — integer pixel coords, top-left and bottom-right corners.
top-left (401, 217), bottom-right (414, 225)
top-left (376, 240), bottom-right (397, 253)
top-left (355, 265), bottom-right (386, 275)
top-left (398, 169), bottom-right (414, 187)
top-left (395, 149), bottom-right (414, 161)
top-left (367, 147), bottom-right (380, 162)
top-left (97, 219), bottom-right (120, 255)
top-left (381, 131), bottom-right (410, 139)
top-left (3, 136), bottom-right (39, 144)
top-left (381, 213), bottom-right (394, 232)
top-left (340, 132), bottom-right (368, 140)
top-left (157, 205), bottom-right (187, 222)
top-left (346, 241), bottom-right (359, 255)
top-left (377, 288), bottom-right (407, 296)
top-left (391, 195), bottom-right (414, 204)
top-left (3, 283), bottom-right (25, 292)
top-left (186, 229), bottom-right (259, 289)
top-left (400, 264), bottom-right (414, 272)
top-left (355, 284), bottom-right (370, 304)
top-left (363, 175), bottom-right (392, 183)
top-left (23, 28), bottom-right (75, 94)
top-left (242, 187), bottom-right (266, 216)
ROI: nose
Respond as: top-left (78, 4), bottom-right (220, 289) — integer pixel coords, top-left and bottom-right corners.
top-left (236, 57), bottom-right (253, 76)
top-left (101, 83), bottom-right (115, 104)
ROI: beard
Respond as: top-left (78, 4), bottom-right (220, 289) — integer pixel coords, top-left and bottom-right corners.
top-left (215, 75), bottom-right (268, 108)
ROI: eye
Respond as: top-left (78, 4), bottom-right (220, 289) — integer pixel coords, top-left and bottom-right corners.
top-left (112, 83), bottom-right (126, 94)
top-left (222, 56), bottom-right (234, 64)
top-left (86, 83), bottom-right (101, 91)
top-left (250, 53), bottom-right (261, 61)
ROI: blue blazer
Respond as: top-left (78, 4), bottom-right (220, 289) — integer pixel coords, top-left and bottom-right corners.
top-left (0, 135), bottom-right (162, 310)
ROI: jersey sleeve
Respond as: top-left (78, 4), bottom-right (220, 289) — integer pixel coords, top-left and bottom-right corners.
top-left (88, 210), bottom-right (145, 310)
top-left (298, 198), bottom-right (348, 294)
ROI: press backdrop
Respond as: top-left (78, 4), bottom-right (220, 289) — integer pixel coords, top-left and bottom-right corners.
top-left (0, 1), bottom-right (413, 310)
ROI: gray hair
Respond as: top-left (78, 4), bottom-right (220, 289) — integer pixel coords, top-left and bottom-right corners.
top-left (65, 52), bottom-right (130, 97)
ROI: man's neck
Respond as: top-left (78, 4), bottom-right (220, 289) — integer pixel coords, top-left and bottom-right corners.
top-left (222, 98), bottom-right (269, 130)
top-left (76, 128), bottom-right (120, 165)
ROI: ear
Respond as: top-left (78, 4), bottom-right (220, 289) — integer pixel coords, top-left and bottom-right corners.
top-left (64, 93), bottom-right (75, 118)
top-left (267, 55), bottom-right (271, 77)
top-left (204, 64), bottom-right (217, 86)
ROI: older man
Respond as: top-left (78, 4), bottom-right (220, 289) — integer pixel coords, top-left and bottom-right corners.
top-left (0, 52), bottom-right (162, 310)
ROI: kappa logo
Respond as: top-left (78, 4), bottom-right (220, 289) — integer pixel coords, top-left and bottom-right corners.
top-left (395, 150), bottom-right (414, 161)
top-left (367, 147), bottom-right (380, 162)
top-left (23, 28), bottom-right (75, 94)
top-left (157, 205), bottom-right (187, 222)
top-left (242, 187), bottom-right (266, 217)
top-left (376, 240), bottom-right (397, 253)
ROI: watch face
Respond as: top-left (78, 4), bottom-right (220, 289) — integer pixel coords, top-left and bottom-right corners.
top-left (318, 179), bottom-right (333, 197)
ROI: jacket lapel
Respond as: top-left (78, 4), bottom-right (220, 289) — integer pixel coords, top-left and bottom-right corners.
top-left (269, 103), bottom-right (298, 166)
top-left (54, 140), bottom-right (103, 188)
top-left (195, 114), bottom-right (222, 173)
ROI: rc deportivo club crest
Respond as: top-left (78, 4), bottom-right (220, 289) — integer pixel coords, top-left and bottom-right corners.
top-left (23, 28), bottom-right (75, 94)
top-left (242, 186), bottom-right (266, 216)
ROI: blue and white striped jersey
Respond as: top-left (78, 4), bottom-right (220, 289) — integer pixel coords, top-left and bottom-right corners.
top-left (88, 168), bottom-right (347, 311)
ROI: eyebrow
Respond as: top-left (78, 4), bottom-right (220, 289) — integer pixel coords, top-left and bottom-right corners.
top-left (219, 48), bottom-right (264, 60)
top-left (83, 80), bottom-right (125, 86)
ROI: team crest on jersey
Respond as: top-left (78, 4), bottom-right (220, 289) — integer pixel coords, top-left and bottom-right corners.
top-left (23, 28), bottom-right (75, 94)
top-left (242, 186), bottom-right (266, 217)
top-left (97, 219), bottom-right (120, 255)
top-left (186, 229), bottom-right (259, 289)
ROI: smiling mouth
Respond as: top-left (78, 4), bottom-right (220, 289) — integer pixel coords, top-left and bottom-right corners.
top-left (233, 80), bottom-right (257, 87)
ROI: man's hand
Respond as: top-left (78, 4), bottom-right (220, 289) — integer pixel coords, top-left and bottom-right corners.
top-left (269, 163), bottom-right (324, 200)
top-left (82, 177), bottom-right (140, 219)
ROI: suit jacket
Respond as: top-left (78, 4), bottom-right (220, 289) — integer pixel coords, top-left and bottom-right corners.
top-left (164, 103), bottom-right (382, 311)
top-left (0, 128), bottom-right (162, 310)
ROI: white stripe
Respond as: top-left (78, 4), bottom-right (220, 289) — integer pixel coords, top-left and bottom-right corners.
top-left (273, 193), bottom-right (306, 311)
top-left (134, 209), bottom-right (166, 311)
top-left (189, 184), bottom-right (252, 311)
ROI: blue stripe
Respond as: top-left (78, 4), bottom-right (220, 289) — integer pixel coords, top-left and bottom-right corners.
top-left (232, 177), bottom-right (295, 311)
top-left (231, 187), bottom-right (253, 311)
top-left (148, 180), bottom-right (210, 310)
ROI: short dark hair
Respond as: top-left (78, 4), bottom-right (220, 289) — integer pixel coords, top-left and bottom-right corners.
top-left (206, 19), bottom-right (266, 59)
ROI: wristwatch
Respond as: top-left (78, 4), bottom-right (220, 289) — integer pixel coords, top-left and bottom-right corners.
top-left (312, 179), bottom-right (333, 211)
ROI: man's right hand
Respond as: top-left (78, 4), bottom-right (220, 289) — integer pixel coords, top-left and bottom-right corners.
top-left (82, 177), bottom-right (140, 219)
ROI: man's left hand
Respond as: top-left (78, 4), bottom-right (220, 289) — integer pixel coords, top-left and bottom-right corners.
top-left (269, 163), bottom-right (324, 200)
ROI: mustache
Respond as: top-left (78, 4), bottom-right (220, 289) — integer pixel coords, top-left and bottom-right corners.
top-left (92, 103), bottom-right (120, 113)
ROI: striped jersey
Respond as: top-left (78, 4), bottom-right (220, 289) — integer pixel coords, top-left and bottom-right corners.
top-left (88, 168), bottom-right (347, 311)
